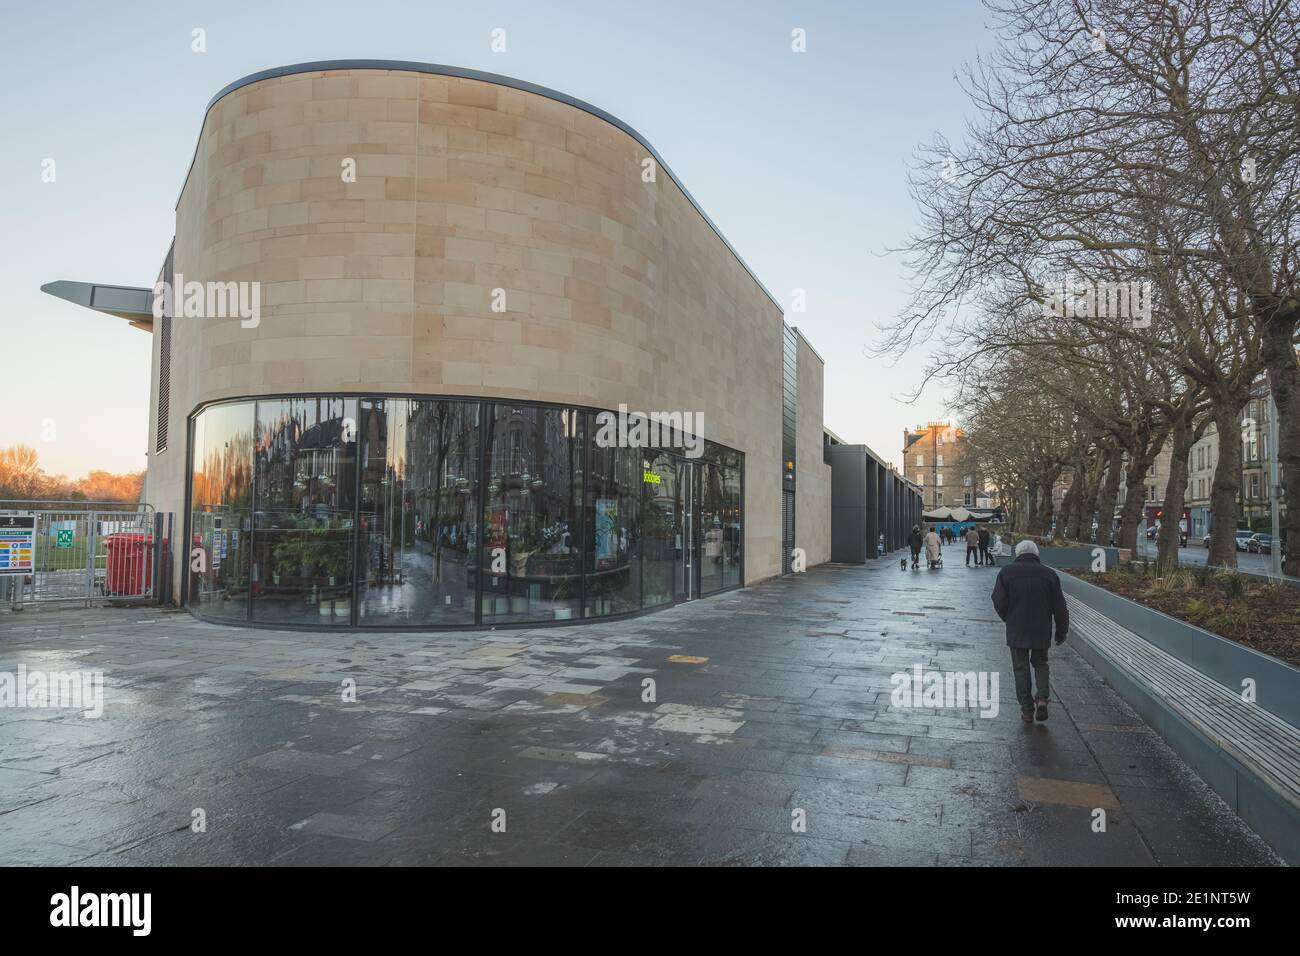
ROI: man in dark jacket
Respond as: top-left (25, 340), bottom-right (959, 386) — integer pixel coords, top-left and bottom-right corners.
top-left (991, 539), bottom-right (1069, 722)
top-left (907, 525), bottom-right (924, 569)
top-left (977, 525), bottom-right (991, 565)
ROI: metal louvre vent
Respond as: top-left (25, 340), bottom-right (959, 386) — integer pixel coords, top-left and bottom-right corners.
top-left (155, 244), bottom-right (173, 455)
top-left (783, 489), bottom-right (795, 574)
top-left (156, 312), bottom-right (170, 454)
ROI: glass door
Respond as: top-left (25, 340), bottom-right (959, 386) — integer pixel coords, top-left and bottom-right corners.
top-left (675, 458), bottom-right (699, 602)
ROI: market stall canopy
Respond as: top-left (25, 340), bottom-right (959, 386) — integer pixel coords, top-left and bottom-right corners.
top-left (922, 507), bottom-right (955, 520)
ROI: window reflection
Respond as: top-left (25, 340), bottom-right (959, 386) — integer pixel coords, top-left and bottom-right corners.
top-left (480, 404), bottom-right (581, 622)
top-left (586, 419), bottom-right (641, 615)
top-left (188, 401), bottom-right (254, 622)
top-left (251, 398), bottom-right (357, 625)
top-left (357, 399), bottom-right (479, 625)
top-left (188, 397), bottom-right (743, 627)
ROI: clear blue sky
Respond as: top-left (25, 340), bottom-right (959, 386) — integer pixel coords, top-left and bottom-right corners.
top-left (0, 0), bottom-right (990, 479)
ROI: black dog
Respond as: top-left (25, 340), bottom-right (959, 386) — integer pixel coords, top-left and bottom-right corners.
top-left (900, 558), bottom-right (908, 571)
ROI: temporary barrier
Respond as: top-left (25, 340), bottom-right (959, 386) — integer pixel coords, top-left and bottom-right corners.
top-left (0, 502), bottom-right (171, 608)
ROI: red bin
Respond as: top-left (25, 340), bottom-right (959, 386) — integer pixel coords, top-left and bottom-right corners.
top-left (105, 533), bottom-right (153, 596)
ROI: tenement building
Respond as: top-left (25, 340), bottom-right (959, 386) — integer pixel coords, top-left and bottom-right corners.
top-left (901, 421), bottom-right (982, 510)
top-left (44, 61), bottom-right (919, 629)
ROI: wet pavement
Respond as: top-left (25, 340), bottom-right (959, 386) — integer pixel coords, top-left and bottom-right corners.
top-left (0, 548), bottom-right (1282, 866)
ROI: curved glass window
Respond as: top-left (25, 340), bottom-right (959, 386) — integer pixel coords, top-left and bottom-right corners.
top-left (586, 429), bottom-right (641, 616)
top-left (251, 398), bottom-right (357, 626)
top-left (188, 401), bottom-right (254, 622)
top-left (357, 399), bottom-right (479, 626)
top-left (480, 404), bottom-right (581, 623)
top-left (187, 395), bottom-right (743, 628)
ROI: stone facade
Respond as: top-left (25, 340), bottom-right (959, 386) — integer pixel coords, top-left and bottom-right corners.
top-left (795, 331), bottom-right (831, 566)
top-left (145, 64), bottom-right (823, 598)
top-left (901, 422), bottom-right (980, 510)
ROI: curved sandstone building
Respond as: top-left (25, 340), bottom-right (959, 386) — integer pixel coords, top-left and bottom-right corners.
top-left (44, 62), bottom-right (927, 630)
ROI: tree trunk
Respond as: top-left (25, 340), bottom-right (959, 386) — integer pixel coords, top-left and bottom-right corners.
top-left (1155, 413), bottom-right (1192, 575)
top-left (1260, 317), bottom-right (1300, 575)
top-left (1058, 467), bottom-right (1079, 542)
top-left (1207, 400), bottom-right (1243, 569)
top-left (1118, 431), bottom-right (1164, 553)
top-left (1096, 449), bottom-right (1124, 547)
top-left (1071, 451), bottom-right (1103, 541)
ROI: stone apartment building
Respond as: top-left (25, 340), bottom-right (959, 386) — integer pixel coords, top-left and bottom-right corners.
top-left (902, 422), bottom-right (983, 509)
top-left (1184, 387), bottom-right (1281, 537)
top-left (1109, 382), bottom-right (1283, 539)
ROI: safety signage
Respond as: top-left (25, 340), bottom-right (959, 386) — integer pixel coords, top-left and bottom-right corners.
top-left (56, 529), bottom-right (74, 549)
top-left (0, 515), bottom-right (36, 575)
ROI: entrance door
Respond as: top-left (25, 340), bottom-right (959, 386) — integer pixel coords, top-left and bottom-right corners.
top-left (675, 459), bottom-right (698, 602)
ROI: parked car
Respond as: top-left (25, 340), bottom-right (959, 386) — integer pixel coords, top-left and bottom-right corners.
top-left (1248, 533), bottom-right (1273, 554)
top-left (1202, 530), bottom-right (1255, 552)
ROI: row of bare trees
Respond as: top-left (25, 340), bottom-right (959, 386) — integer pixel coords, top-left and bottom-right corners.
top-left (877, 0), bottom-right (1300, 574)
top-left (0, 445), bottom-right (144, 504)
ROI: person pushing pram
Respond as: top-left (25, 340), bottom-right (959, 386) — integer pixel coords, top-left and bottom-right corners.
top-left (923, 525), bottom-right (943, 569)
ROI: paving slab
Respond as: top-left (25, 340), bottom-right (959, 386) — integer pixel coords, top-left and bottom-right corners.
top-left (0, 553), bottom-right (1283, 866)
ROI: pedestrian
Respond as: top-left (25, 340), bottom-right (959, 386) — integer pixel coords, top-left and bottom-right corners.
top-left (908, 524), bottom-right (923, 569)
top-left (978, 524), bottom-right (991, 566)
top-left (965, 525), bottom-right (981, 566)
top-left (923, 526), bottom-right (942, 568)
top-left (991, 540), bottom-right (1069, 723)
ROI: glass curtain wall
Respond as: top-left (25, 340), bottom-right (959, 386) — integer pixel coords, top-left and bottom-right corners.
top-left (251, 398), bottom-right (357, 626)
top-left (357, 399), bottom-right (480, 626)
top-left (480, 404), bottom-right (582, 623)
top-left (189, 396), bottom-right (742, 627)
top-left (188, 401), bottom-right (254, 622)
top-left (585, 418), bottom-right (642, 616)
top-left (641, 449), bottom-right (679, 607)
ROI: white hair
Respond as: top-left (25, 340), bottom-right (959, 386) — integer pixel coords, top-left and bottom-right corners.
top-left (1015, 539), bottom-right (1040, 557)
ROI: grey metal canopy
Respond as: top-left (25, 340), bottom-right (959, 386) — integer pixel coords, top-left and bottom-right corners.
top-left (41, 280), bottom-right (154, 332)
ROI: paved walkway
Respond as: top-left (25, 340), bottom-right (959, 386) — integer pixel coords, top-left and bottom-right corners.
top-left (0, 548), bottom-right (1281, 866)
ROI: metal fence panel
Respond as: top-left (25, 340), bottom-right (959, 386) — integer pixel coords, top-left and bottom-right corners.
top-left (0, 502), bottom-right (164, 608)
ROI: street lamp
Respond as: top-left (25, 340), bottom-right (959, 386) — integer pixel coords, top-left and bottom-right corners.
top-left (1269, 393), bottom-right (1282, 577)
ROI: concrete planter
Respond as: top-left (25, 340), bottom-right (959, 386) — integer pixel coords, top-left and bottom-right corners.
top-left (991, 544), bottom-right (1120, 569)
top-left (1060, 571), bottom-right (1300, 864)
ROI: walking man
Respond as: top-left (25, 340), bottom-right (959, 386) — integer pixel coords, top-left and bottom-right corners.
top-left (965, 525), bottom-right (981, 566)
top-left (908, 524), bottom-right (923, 569)
top-left (991, 540), bottom-right (1069, 722)
top-left (978, 524), bottom-right (991, 566)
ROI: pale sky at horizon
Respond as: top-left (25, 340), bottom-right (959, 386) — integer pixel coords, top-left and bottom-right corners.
top-left (0, 0), bottom-right (989, 480)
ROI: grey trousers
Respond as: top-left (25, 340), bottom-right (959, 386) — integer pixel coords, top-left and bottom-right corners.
top-left (1010, 647), bottom-right (1049, 711)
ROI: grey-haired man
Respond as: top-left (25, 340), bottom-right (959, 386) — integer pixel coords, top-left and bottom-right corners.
top-left (991, 539), bottom-right (1069, 722)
